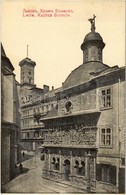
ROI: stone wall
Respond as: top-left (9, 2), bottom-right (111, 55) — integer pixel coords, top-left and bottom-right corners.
top-left (43, 148), bottom-right (97, 191)
top-left (58, 89), bottom-right (96, 116)
top-left (1, 124), bottom-right (15, 184)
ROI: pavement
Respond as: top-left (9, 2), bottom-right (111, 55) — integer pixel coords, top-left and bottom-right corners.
top-left (2, 154), bottom-right (87, 193)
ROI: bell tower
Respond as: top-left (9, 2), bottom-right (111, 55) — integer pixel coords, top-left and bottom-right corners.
top-left (19, 57), bottom-right (36, 86)
top-left (19, 54), bottom-right (36, 105)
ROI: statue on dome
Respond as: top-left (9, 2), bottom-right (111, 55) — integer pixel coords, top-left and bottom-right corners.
top-left (88, 14), bottom-right (96, 32)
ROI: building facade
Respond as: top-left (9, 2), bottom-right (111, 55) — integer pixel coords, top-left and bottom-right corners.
top-left (19, 17), bottom-right (125, 193)
top-left (1, 44), bottom-right (21, 186)
top-left (19, 57), bottom-right (46, 152)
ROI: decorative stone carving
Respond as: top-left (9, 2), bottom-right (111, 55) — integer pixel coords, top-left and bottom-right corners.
top-left (44, 126), bottom-right (96, 146)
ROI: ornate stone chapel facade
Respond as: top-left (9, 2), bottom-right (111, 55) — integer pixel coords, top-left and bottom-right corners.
top-left (19, 16), bottom-right (125, 193)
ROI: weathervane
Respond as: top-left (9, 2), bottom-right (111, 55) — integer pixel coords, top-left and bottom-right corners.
top-left (88, 14), bottom-right (96, 32)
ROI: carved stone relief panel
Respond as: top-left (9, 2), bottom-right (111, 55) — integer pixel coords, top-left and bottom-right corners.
top-left (44, 127), bottom-right (96, 146)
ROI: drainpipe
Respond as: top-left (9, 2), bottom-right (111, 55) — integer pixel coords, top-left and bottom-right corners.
top-left (117, 77), bottom-right (121, 191)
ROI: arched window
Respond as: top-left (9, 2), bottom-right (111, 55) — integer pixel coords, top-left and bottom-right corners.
top-left (74, 160), bottom-right (79, 175)
top-left (65, 101), bottom-right (73, 113)
top-left (51, 157), bottom-right (60, 171)
top-left (64, 159), bottom-right (70, 180)
top-left (74, 160), bottom-right (85, 176)
top-left (55, 158), bottom-right (60, 170)
top-left (79, 161), bottom-right (85, 176)
top-left (51, 157), bottom-right (56, 170)
top-left (29, 71), bottom-right (31, 75)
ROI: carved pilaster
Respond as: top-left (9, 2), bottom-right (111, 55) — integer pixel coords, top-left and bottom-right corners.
top-left (48, 149), bottom-right (50, 170)
top-left (93, 157), bottom-right (96, 180)
top-left (85, 154), bottom-right (88, 177)
top-left (59, 150), bottom-right (62, 172)
top-left (70, 150), bottom-right (73, 174)
top-left (86, 151), bottom-right (91, 192)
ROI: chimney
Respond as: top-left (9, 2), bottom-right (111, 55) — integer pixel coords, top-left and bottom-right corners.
top-left (52, 86), bottom-right (54, 90)
top-left (43, 85), bottom-right (49, 93)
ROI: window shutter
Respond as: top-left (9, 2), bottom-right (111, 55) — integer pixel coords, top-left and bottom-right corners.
top-left (96, 164), bottom-right (101, 181)
top-left (110, 165), bottom-right (116, 185)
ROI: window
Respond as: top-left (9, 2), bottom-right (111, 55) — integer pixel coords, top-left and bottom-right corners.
top-left (96, 164), bottom-right (116, 185)
top-left (29, 71), bottom-right (31, 75)
top-left (55, 158), bottom-right (60, 170)
top-left (85, 49), bottom-right (88, 61)
top-left (27, 132), bottom-right (29, 139)
top-left (41, 106), bottom-right (44, 113)
top-left (29, 78), bottom-right (32, 84)
top-left (22, 120), bottom-right (24, 127)
top-left (101, 165), bottom-right (111, 183)
top-left (51, 104), bottom-right (54, 110)
top-left (79, 161), bottom-right (85, 176)
top-left (51, 157), bottom-right (60, 171)
top-left (65, 101), bottom-right (73, 113)
top-left (100, 128), bottom-right (112, 146)
top-left (121, 158), bottom-right (125, 166)
top-left (100, 88), bottom-right (112, 109)
top-left (74, 160), bottom-right (85, 176)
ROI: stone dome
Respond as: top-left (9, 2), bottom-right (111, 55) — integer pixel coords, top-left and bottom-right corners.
top-left (81, 31), bottom-right (105, 51)
top-left (84, 32), bottom-right (103, 43)
top-left (62, 62), bottom-right (109, 89)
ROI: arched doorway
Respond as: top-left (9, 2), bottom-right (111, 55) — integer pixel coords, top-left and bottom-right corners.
top-left (64, 159), bottom-right (70, 181)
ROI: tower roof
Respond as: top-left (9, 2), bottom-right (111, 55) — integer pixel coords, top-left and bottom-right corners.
top-left (81, 15), bottom-right (105, 50)
top-left (63, 15), bottom-right (108, 89)
top-left (19, 57), bottom-right (36, 67)
top-left (81, 31), bottom-right (105, 50)
top-left (84, 31), bottom-right (103, 42)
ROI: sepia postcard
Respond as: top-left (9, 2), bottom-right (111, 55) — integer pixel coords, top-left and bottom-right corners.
top-left (1, 0), bottom-right (125, 194)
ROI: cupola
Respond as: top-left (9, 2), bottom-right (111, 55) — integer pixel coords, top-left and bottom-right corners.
top-left (81, 15), bottom-right (105, 63)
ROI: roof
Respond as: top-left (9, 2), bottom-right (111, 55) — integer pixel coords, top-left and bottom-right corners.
top-left (19, 57), bottom-right (36, 67)
top-left (42, 106), bottom-right (58, 119)
top-left (30, 87), bottom-right (43, 92)
top-left (1, 43), bottom-right (14, 72)
top-left (84, 31), bottom-right (103, 42)
top-left (62, 61), bottom-right (109, 89)
top-left (1, 43), bottom-right (6, 57)
top-left (81, 31), bottom-right (105, 50)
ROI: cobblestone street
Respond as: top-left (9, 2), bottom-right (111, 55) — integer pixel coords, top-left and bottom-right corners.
top-left (3, 155), bottom-right (86, 193)
top-left (3, 155), bottom-right (59, 193)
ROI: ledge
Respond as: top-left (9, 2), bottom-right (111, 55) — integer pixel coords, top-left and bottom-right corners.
top-left (42, 144), bottom-right (97, 149)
